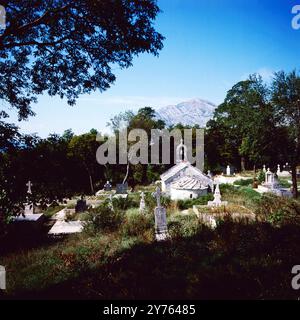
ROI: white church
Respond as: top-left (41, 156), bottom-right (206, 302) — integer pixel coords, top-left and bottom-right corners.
top-left (160, 139), bottom-right (213, 200)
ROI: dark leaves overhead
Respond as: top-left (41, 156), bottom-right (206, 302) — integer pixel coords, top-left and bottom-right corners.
top-left (0, 0), bottom-right (164, 120)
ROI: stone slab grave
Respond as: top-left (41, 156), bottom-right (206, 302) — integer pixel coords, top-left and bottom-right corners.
top-left (48, 221), bottom-right (84, 236)
top-left (48, 207), bottom-right (84, 236)
top-left (193, 184), bottom-right (255, 229)
top-left (12, 180), bottom-right (45, 231)
top-left (53, 208), bottom-right (76, 221)
top-left (152, 187), bottom-right (169, 241)
top-left (13, 213), bottom-right (44, 223)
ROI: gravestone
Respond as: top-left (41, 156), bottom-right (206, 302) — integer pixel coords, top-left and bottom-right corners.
top-left (0, 266), bottom-right (5, 290)
top-left (75, 196), bottom-right (88, 213)
top-left (24, 180), bottom-right (34, 214)
top-left (152, 187), bottom-right (169, 241)
top-left (277, 164), bottom-right (281, 175)
top-left (104, 181), bottom-right (112, 191)
top-left (116, 183), bottom-right (128, 194)
top-left (207, 183), bottom-right (228, 207)
top-left (207, 170), bottom-right (213, 179)
top-left (226, 165), bottom-right (231, 176)
top-left (139, 192), bottom-right (146, 214)
top-left (263, 165), bottom-right (267, 173)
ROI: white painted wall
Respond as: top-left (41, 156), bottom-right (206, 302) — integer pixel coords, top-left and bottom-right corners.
top-left (170, 188), bottom-right (207, 201)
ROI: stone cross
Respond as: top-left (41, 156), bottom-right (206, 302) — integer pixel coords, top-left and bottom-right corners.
top-left (26, 180), bottom-right (32, 194)
top-left (152, 187), bottom-right (162, 207)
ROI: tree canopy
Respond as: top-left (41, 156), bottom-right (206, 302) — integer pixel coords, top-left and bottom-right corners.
top-left (0, 0), bottom-right (164, 120)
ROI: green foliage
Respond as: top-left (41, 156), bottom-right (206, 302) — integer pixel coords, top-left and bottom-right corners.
top-left (257, 170), bottom-right (265, 184)
top-left (111, 196), bottom-right (139, 211)
top-left (278, 178), bottom-right (292, 188)
top-left (121, 209), bottom-right (154, 237)
top-left (219, 184), bottom-right (236, 194)
top-left (43, 205), bottom-right (65, 218)
top-left (1, 2), bottom-right (164, 120)
top-left (255, 194), bottom-right (300, 226)
top-left (177, 194), bottom-right (214, 210)
top-left (87, 202), bottom-right (124, 233)
top-left (144, 192), bottom-right (171, 212)
top-left (233, 178), bottom-right (253, 186)
top-left (168, 214), bottom-right (203, 238)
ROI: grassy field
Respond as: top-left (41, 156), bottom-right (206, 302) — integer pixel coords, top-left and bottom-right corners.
top-left (1, 187), bottom-right (300, 300)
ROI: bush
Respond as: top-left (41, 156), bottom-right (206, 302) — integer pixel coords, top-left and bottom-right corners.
top-left (257, 170), bottom-right (265, 184)
top-left (121, 209), bottom-right (154, 237)
top-left (233, 178), bottom-right (253, 186)
top-left (278, 178), bottom-right (292, 188)
top-left (87, 202), bottom-right (124, 233)
top-left (144, 192), bottom-right (171, 212)
top-left (177, 194), bottom-right (214, 210)
top-left (219, 184), bottom-right (236, 194)
top-left (112, 196), bottom-right (139, 211)
top-left (255, 194), bottom-right (300, 226)
top-left (168, 214), bottom-right (203, 238)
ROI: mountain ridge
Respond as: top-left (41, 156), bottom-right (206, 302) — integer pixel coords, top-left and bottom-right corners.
top-left (155, 98), bottom-right (216, 127)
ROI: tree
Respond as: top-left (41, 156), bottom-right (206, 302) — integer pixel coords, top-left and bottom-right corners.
top-left (206, 74), bottom-right (277, 171)
top-left (68, 130), bottom-right (100, 194)
top-left (107, 107), bottom-right (165, 186)
top-left (0, 0), bottom-right (164, 120)
top-left (271, 70), bottom-right (300, 198)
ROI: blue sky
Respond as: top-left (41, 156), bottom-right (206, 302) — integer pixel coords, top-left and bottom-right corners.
top-left (7, 0), bottom-right (300, 137)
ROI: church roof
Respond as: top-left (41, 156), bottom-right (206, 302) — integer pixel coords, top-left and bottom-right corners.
top-left (171, 176), bottom-right (209, 190)
top-left (160, 161), bottom-right (190, 181)
top-left (161, 161), bottom-right (212, 183)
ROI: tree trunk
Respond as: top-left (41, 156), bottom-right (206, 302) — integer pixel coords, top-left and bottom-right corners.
top-left (291, 165), bottom-right (298, 199)
top-left (241, 157), bottom-right (246, 172)
top-left (123, 163), bottom-right (130, 184)
top-left (88, 172), bottom-right (94, 195)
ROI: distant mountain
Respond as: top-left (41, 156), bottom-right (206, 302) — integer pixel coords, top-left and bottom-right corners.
top-left (155, 98), bottom-right (216, 127)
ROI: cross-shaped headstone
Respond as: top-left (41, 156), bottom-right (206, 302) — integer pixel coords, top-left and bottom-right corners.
top-left (26, 180), bottom-right (32, 194)
top-left (152, 187), bottom-right (162, 208)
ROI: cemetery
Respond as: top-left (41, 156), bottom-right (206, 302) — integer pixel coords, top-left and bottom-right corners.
top-left (1, 1), bottom-right (300, 303)
top-left (2, 139), bottom-right (300, 300)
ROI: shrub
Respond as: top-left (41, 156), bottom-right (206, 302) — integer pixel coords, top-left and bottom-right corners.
top-left (112, 196), bottom-right (139, 211)
top-left (278, 178), bottom-right (292, 188)
top-left (219, 184), bottom-right (236, 194)
top-left (121, 209), bottom-right (154, 237)
top-left (255, 194), bottom-right (300, 226)
top-left (168, 214), bottom-right (203, 238)
top-left (144, 192), bottom-right (171, 212)
top-left (257, 170), bottom-right (265, 184)
top-left (233, 178), bottom-right (253, 186)
top-left (87, 202), bottom-right (124, 233)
